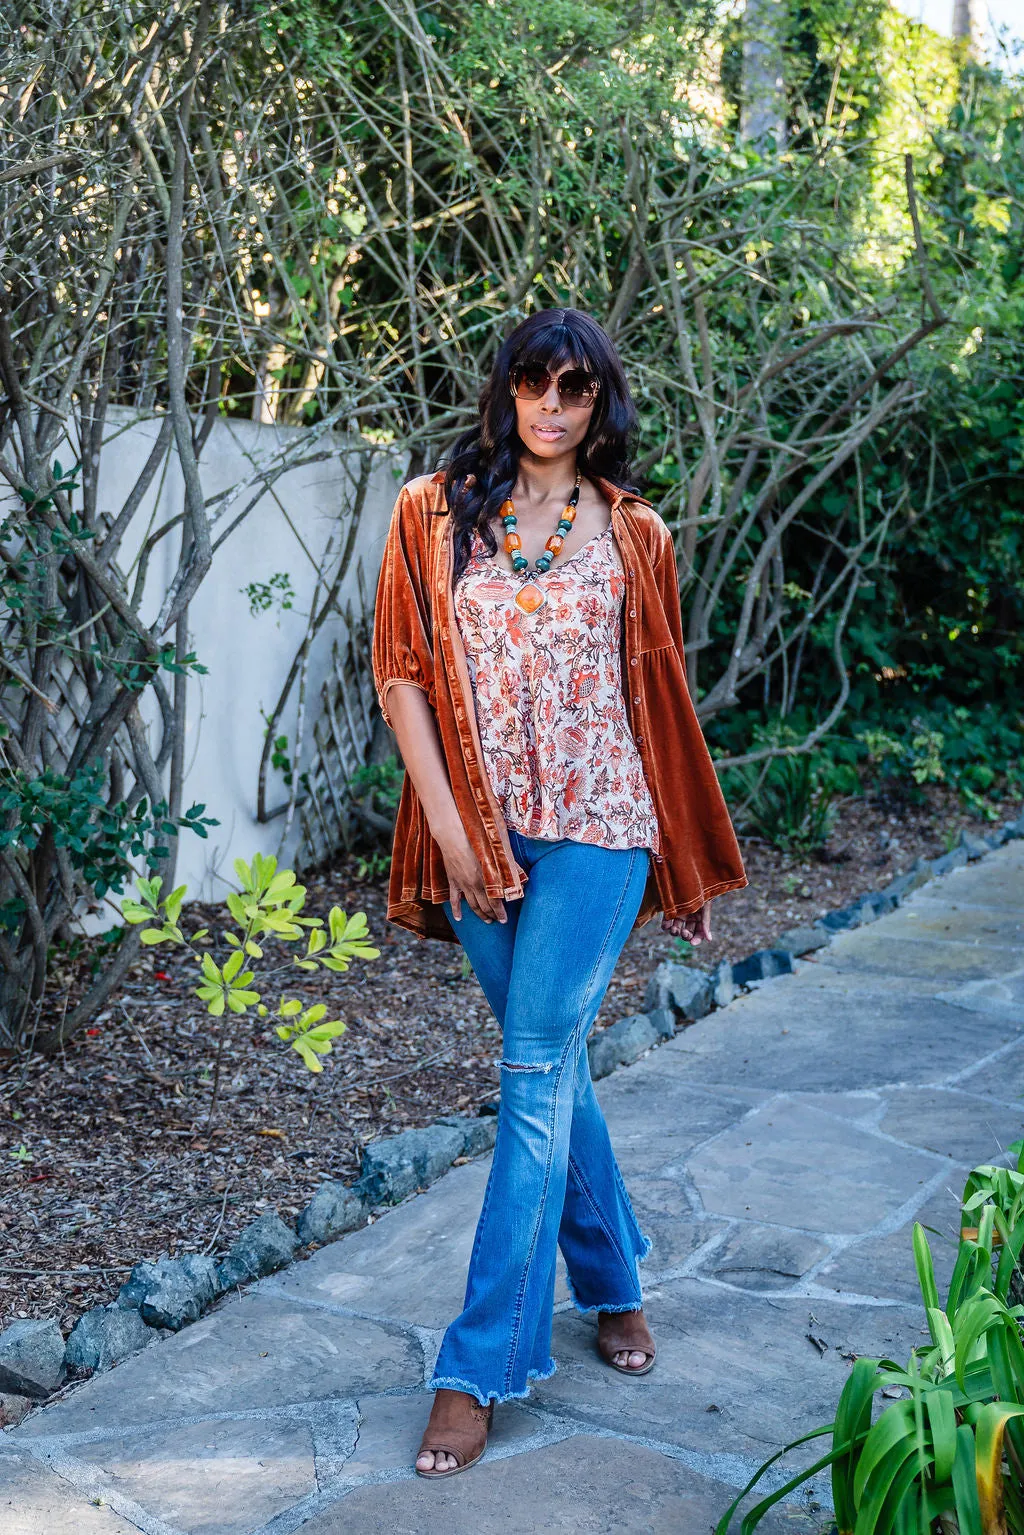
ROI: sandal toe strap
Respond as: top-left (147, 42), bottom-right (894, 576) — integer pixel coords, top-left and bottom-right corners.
top-left (597, 1318), bottom-right (656, 1363)
top-left (418, 1440), bottom-right (467, 1468)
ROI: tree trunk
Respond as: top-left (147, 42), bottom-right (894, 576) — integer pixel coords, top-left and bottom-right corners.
top-left (952, 0), bottom-right (978, 55)
top-left (741, 0), bottom-right (788, 152)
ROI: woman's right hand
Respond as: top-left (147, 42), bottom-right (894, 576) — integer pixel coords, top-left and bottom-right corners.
top-left (438, 823), bottom-right (507, 925)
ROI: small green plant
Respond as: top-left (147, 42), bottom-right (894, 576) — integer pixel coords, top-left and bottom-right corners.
top-left (120, 854), bottom-right (379, 1084)
top-left (730, 751), bottom-right (839, 856)
top-left (8, 1142), bottom-right (33, 1163)
top-left (716, 1144), bottom-right (1024, 1534)
top-left (355, 850), bottom-right (392, 881)
top-left (858, 723), bottom-right (946, 788)
top-left (0, 764), bottom-right (216, 901)
top-left (348, 757), bottom-right (405, 847)
top-left (242, 571), bottom-right (295, 620)
top-left (670, 936), bottom-right (694, 963)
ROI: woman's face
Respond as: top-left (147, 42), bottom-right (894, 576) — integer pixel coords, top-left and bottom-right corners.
top-left (512, 357), bottom-right (597, 463)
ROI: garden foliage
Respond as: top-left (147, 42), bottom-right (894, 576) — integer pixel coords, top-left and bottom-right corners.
top-left (716, 1143), bottom-right (1024, 1534)
top-left (2, 0), bottom-right (1021, 1041)
top-left (121, 853), bottom-right (379, 1080)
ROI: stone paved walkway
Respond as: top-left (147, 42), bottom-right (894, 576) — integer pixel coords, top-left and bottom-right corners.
top-left (4, 844), bottom-right (1023, 1534)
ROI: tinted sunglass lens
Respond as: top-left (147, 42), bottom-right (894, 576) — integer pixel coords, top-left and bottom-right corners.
top-left (558, 370), bottom-right (599, 406)
top-left (512, 366), bottom-right (549, 399)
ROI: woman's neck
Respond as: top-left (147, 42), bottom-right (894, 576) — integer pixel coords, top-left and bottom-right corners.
top-left (513, 452), bottom-right (579, 509)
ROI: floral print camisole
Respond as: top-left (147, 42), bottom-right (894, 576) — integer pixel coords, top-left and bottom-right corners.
top-left (454, 524), bottom-right (661, 852)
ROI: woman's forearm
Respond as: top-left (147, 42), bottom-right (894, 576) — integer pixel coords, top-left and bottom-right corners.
top-left (385, 683), bottom-right (463, 843)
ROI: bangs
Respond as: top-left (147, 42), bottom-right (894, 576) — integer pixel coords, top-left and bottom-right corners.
top-left (513, 320), bottom-right (594, 376)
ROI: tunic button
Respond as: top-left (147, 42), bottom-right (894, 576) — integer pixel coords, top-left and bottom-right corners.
top-left (636, 735), bottom-right (644, 746)
top-left (633, 696), bottom-right (640, 705)
top-left (629, 609), bottom-right (636, 618)
top-left (630, 657), bottom-right (638, 666)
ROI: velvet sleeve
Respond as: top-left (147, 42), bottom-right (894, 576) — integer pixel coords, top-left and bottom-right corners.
top-left (372, 485), bottom-right (436, 729)
top-left (650, 519), bottom-right (687, 659)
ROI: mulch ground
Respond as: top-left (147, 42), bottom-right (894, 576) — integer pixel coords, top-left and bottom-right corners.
top-left (1, 778), bottom-right (1019, 1335)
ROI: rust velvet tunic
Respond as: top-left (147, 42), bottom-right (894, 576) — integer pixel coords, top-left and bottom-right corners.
top-left (371, 470), bottom-right (747, 942)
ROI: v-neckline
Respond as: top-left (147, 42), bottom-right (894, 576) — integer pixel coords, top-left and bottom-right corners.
top-left (471, 525), bottom-right (611, 579)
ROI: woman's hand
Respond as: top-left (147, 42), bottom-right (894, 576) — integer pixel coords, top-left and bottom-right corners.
top-left (661, 900), bottom-right (712, 946)
top-left (438, 822), bottom-right (507, 925)
top-left (384, 684), bottom-right (506, 927)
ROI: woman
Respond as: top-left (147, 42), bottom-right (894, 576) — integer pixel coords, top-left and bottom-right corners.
top-left (372, 308), bottom-right (746, 1478)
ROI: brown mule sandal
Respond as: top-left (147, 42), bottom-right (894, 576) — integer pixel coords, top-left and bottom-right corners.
top-left (596, 1309), bottom-right (657, 1376)
top-left (415, 1388), bottom-right (494, 1478)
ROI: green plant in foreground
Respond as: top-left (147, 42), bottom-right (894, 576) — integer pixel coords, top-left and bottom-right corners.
top-left (121, 853), bottom-right (379, 1074)
top-left (716, 1144), bottom-right (1024, 1534)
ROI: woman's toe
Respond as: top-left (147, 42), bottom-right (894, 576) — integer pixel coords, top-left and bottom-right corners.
top-left (628, 1349), bottom-right (648, 1369)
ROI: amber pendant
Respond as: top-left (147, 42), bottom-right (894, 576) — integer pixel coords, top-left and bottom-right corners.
top-left (514, 582), bottom-right (546, 614)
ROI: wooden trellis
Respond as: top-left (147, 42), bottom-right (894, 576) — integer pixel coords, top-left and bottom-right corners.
top-left (296, 577), bottom-right (380, 870)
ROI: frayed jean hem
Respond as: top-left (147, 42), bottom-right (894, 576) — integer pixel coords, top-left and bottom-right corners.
top-left (563, 1229), bottom-right (653, 1316)
top-left (427, 1360), bottom-right (557, 1407)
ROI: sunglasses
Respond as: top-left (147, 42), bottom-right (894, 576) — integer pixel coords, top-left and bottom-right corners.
top-left (509, 364), bottom-right (601, 409)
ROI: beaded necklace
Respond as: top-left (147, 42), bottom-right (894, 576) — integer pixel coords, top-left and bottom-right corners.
top-left (499, 470), bottom-right (582, 615)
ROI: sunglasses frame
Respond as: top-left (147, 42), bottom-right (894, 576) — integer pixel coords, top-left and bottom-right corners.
top-left (509, 363), bottom-right (601, 409)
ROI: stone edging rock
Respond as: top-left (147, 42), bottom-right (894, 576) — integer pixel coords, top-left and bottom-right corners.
top-left (2, 813), bottom-right (1021, 1426)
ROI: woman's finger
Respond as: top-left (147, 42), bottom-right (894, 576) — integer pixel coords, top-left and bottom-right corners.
top-left (449, 882), bottom-right (463, 923)
top-left (467, 883), bottom-right (494, 922)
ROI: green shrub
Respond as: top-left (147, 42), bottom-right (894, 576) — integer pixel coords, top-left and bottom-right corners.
top-left (121, 853), bottom-right (379, 1080)
top-left (723, 748), bottom-right (842, 856)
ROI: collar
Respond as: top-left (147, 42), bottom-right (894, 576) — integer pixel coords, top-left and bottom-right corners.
top-left (429, 467), bottom-right (652, 510)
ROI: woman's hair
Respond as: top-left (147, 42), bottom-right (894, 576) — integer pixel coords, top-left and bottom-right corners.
top-left (439, 309), bottom-right (642, 583)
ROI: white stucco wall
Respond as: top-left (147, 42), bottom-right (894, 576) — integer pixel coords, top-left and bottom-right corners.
top-left (8, 410), bottom-right (406, 904)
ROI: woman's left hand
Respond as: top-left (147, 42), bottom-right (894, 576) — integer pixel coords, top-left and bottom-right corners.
top-left (661, 901), bottom-right (713, 946)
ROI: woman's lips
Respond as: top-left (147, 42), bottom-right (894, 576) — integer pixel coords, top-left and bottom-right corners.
top-left (532, 424), bottom-right (566, 440)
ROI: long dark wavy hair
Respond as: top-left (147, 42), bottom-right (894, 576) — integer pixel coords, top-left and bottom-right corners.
top-left (440, 309), bottom-right (643, 584)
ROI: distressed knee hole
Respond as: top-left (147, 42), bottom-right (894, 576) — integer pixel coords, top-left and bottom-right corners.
top-left (500, 1060), bottom-right (553, 1074)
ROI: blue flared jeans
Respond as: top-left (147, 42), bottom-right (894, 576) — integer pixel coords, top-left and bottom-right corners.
top-left (429, 827), bottom-right (652, 1406)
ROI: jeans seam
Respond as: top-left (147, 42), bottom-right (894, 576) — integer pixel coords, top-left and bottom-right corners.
top-left (565, 1149), bottom-right (641, 1292)
top-left (502, 847), bottom-right (639, 1393)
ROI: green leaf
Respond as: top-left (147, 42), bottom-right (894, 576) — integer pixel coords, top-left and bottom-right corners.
top-left (925, 1387), bottom-right (957, 1485)
top-left (222, 947), bottom-right (244, 983)
top-left (293, 1036), bottom-right (323, 1072)
top-left (140, 928), bottom-right (168, 945)
top-left (201, 953), bottom-right (222, 985)
top-left (913, 1224), bottom-right (940, 1312)
top-left (951, 1422), bottom-right (983, 1535)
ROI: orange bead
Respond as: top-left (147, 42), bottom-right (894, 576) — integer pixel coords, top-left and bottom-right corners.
top-left (545, 534), bottom-right (564, 554)
top-left (505, 531), bottom-right (522, 551)
top-left (561, 504), bottom-right (577, 522)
